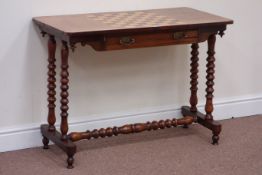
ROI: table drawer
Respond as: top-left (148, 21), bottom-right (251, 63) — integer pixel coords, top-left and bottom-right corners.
top-left (100, 30), bottom-right (198, 51)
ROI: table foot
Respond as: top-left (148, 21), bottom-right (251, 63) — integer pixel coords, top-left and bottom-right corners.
top-left (67, 155), bottom-right (74, 169)
top-left (212, 134), bottom-right (219, 145)
top-left (41, 124), bottom-right (76, 168)
top-left (183, 124), bottom-right (189, 129)
top-left (42, 136), bottom-right (49, 149)
top-left (181, 106), bottom-right (222, 144)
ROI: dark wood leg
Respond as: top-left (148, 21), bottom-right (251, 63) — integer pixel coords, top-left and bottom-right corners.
top-left (190, 43), bottom-right (199, 113)
top-left (47, 35), bottom-right (57, 132)
top-left (181, 34), bottom-right (221, 145)
top-left (60, 41), bottom-right (69, 141)
top-left (205, 34), bottom-right (221, 144)
top-left (205, 34), bottom-right (216, 121)
top-left (42, 35), bottom-right (57, 149)
top-left (59, 41), bottom-right (75, 168)
top-left (41, 41), bottom-right (76, 169)
top-left (184, 43), bottom-right (199, 128)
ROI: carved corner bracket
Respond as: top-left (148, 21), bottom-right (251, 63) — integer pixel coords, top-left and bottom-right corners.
top-left (218, 29), bottom-right (226, 38)
top-left (69, 42), bottom-right (77, 52)
top-left (41, 31), bottom-right (47, 37)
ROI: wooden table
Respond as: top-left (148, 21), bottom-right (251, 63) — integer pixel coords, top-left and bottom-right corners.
top-left (33, 7), bottom-right (233, 169)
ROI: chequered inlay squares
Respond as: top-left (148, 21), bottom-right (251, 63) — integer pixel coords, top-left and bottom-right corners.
top-left (85, 11), bottom-right (177, 28)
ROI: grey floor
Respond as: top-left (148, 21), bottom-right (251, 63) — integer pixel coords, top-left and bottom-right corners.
top-left (0, 115), bottom-right (261, 175)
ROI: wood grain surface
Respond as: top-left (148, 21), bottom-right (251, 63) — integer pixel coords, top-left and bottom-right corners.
top-left (33, 7), bottom-right (233, 35)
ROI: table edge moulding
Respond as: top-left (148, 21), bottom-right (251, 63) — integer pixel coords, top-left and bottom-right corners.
top-left (33, 7), bottom-right (233, 169)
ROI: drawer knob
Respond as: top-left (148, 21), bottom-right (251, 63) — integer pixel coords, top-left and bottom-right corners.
top-left (173, 32), bottom-right (186, 40)
top-left (120, 36), bottom-right (135, 46)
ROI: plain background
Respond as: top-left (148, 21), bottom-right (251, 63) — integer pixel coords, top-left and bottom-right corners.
top-left (0, 1), bottom-right (261, 133)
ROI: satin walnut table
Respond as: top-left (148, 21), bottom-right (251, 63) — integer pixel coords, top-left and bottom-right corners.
top-left (33, 7), bottom-right (233, 168)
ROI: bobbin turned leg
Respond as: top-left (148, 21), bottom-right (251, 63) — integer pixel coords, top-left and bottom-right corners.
top-left (59, 41), bottom-right (75, 168)
top-left (205, 34), bottom-right (216, 121)
top-left (42, 35), bottom-right (57, 149)
top-left (189, 43), bottom-right (199, 113)
top-left (184, 43), bottom-right (199, 128)
top-left (60, 41), bottom-right (69, 141)
top-left (181, 34), bottom-right (221, 144)
top-left (205, 34), bottom-right (221, 144)
top-left (47, 35), bottom-right (57, 132)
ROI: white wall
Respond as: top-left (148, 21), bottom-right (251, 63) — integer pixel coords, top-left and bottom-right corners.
top-left (0, 0), bottom-right (262, 151)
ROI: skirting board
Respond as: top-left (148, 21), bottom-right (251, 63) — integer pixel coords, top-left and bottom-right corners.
top-left (1, 95), bottom-right (262, 153)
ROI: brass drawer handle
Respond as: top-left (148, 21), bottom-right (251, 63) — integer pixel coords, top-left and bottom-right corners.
top-left (173, 32), bottom-right (187, 40)
top-left (120, 36), bottom-right (135, 46)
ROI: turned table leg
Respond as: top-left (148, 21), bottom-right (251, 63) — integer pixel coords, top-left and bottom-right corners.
top-left (60, 41), bottom-right (75, 168)
top-left (42, 35), bottom-right (57, 149)
top-left (205, 34), bottom-right (220, 144)
top-left (47, 35), bottom-right (57, 131)
top-left (184, 43), bottom-right (199, 128)
top-left (189, 43), bottom-right (199, 113)
top-left (60, 41), bottom-right (69, 141)
top-left (205, 34), bottom-right (216, 121)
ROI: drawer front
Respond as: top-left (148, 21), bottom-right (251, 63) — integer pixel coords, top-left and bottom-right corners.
top-left (101, 30), bottom-right (198, 51)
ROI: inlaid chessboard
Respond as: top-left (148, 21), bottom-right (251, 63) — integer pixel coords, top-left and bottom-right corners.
top-left (85, 11), bottom-right (176, 28)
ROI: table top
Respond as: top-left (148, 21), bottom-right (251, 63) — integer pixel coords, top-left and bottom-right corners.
top-left (33, 7), bottom-right (233, 36)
